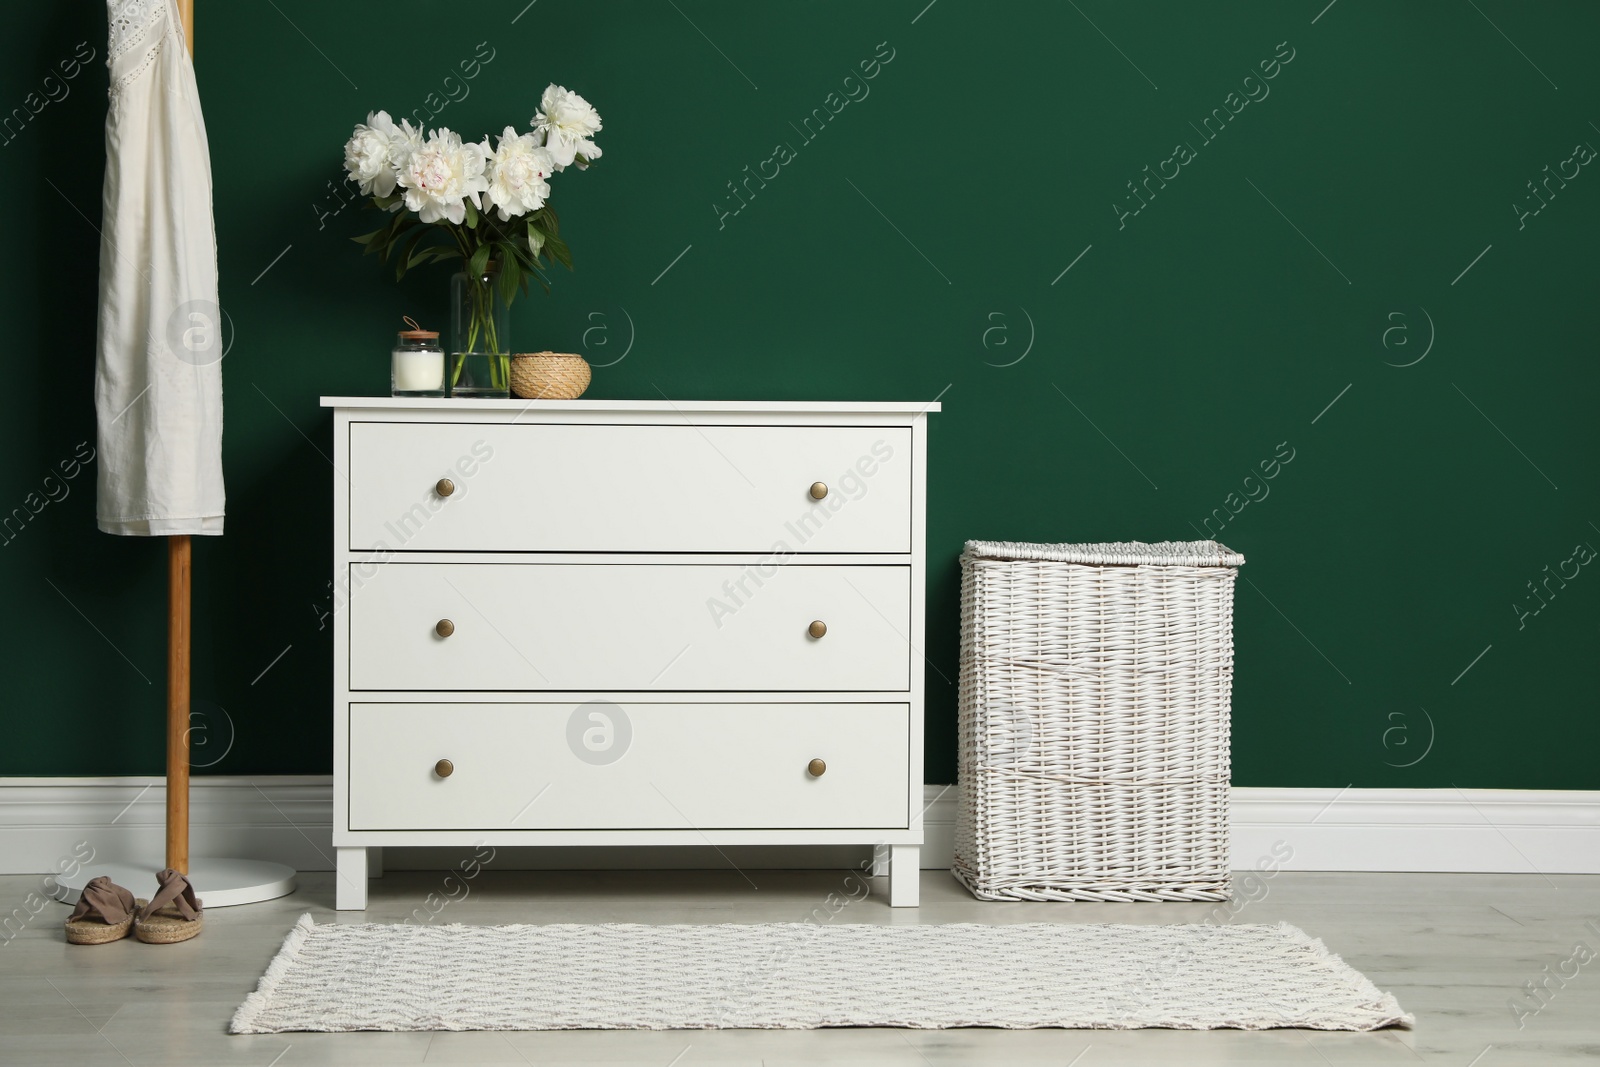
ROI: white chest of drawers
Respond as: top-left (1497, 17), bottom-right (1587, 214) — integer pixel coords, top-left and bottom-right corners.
top-left (323, 397), bottom-right (936, 909)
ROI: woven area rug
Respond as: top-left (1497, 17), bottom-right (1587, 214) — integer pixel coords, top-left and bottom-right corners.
top-left (231, 916), bottom-right (1411, 1033)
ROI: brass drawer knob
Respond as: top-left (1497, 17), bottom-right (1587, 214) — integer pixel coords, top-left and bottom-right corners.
top-left (436, 477), bottom-right (456, 497)
top-left (809, 481), bottom-right (828, 500)
top-left (807, 758), bottom-right (827, 777)
top-left (808, 620), bottom-right (827, 639)
top-left (435, 619), bottom-right (455, 638)
top-left (435, 758), bottom-right (454, 778)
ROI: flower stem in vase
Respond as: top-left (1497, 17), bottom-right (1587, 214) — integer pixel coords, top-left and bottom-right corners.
top-left (449, 267), bottom-right (510, 397)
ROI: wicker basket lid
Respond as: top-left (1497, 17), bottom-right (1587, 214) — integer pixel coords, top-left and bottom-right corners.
top-left (962, 539), bottom-right (1244, 567)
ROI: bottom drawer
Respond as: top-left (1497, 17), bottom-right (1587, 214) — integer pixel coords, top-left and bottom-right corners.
top-left (347, 702), bottom-right (910, 831)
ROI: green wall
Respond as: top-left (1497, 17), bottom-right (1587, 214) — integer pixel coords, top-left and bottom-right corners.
top-left (4, 1), bottom-right (1596, 788)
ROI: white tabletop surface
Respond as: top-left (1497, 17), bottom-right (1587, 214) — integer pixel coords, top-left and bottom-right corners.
top-left (320, 396), bottom-right (942, 413)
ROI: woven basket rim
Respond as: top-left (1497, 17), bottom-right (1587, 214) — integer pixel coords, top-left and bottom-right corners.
top-left (962, 539), bottom-right (1244, 567)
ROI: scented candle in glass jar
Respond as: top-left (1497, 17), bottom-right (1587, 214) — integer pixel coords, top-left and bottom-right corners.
top-left (391, 317), bottom-right (445, 397)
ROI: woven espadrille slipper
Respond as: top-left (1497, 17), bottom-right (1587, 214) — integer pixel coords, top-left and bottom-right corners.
top-left (65, 876), bottom-right (146, 945)
top-left (133, 868), bottom-right (203, 945)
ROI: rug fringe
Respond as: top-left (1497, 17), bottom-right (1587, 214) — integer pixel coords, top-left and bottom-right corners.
top-left (229, 913), bottom-right (318, 1035)
top-left (1272, 921), bottom-right (1415, 1029)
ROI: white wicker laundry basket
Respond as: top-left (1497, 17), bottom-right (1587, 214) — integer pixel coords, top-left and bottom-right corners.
top-left (953, 540), bottom-right (1245, 903)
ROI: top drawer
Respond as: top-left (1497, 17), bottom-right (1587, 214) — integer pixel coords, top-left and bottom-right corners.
top-left (347, 423), bottom-right (912, 553)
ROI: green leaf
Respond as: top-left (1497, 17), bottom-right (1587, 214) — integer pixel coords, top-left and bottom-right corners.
top-left (525, 220), bottom-right (545, 260)
top-left (468, 243), bottom-right (491, 280)
top-left (394, 230), bottom-right (430, 281)
top-left (496, 254), bottom-right (519, 305)
top-left (376, 213), bottom-right (412, 262)
top-left (464, 199), bottom-right (479, 228)
top-left (500, 241), bottom-right (534, 303)
top-left (544, 229), bottom-right (574, 272)
top-left (359, 214), bottom-right (404, 256)
top-left (507, 235), bottom-right (536, 272)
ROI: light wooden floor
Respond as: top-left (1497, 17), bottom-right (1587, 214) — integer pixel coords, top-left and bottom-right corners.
top-left (2, 868), bottom-right (1595, 1065)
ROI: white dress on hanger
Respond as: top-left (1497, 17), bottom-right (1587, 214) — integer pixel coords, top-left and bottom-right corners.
top-left (95, 0), bottom-right (225, 536)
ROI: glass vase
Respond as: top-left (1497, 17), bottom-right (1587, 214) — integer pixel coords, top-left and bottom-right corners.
top-left (449, 266), bottom-right (510, 398)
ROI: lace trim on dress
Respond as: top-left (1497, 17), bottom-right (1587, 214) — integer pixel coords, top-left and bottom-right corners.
top-left (107, 0), bottom-right (171, 96)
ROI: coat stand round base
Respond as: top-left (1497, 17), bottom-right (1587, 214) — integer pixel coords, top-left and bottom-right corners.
top-left (51, 858), bottom-right (297, 909)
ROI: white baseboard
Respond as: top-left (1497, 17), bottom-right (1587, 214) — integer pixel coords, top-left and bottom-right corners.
top-left (1227, 786), bottom-right (1600, 875)
top-left (2, 778), bottom-right (1595, 877)
top-left (0, 776), bottom-right (337, 879)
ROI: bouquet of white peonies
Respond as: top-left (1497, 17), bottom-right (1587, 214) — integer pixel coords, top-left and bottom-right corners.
top-left (344, 84), bottom-right (602, 390)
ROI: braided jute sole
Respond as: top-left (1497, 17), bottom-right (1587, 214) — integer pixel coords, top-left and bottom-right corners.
top-left (65, 899), bottom-right (147, 945)
top-left (134, 904), bottom-right (203, 944)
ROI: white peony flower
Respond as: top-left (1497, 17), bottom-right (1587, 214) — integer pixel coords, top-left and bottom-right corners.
top-left (344, 111), bottom-right (427, 198)
top-left (533, 84), bottom-right (602, 169)
top-left (386, 116), bottom-right (424, 170)
top-left (484, 127), bottom-right (556, 221)
top-left (396, 128), bottom-right (490, 225)
top-left (344, 111), bottom-right (401, 196)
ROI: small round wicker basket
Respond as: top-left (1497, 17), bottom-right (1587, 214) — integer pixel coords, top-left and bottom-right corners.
top-left (509, 352), bottom-right (591, 400)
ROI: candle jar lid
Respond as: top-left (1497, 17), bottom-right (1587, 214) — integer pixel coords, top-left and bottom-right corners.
top-left (396, 316), bottom-right (441, 348)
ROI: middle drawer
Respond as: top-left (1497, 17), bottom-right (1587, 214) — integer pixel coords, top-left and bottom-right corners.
top-left (348, 562), bottom-right (912, 692)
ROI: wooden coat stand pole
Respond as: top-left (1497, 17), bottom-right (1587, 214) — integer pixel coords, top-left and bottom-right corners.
top-left (166, 0), bottom-right (195, 876)
top-left (167, 534), bottom-right (190, 872)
